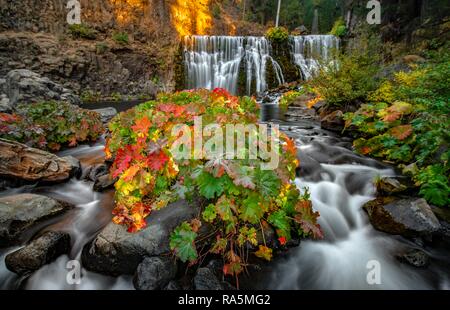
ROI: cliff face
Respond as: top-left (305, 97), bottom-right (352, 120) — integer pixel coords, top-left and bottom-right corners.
top-left (0, 0), bottom-right (265, 98)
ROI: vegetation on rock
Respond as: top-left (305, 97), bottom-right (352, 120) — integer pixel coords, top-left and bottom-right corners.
top-left (342, 48), bottom-right (450, 207)
top-left (0, 102), bottom-right (104, 152)
top-left (105, 89), bottom-right (322, 277)
top-left (265, 26), bottom-right (289, 43)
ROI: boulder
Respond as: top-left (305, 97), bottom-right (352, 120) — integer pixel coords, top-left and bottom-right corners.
top-left (92, 107), bottom-right (118, 124)
top-left (375, 177), bottom-right (408, 195)
top-left (4, 69), bottom-right (81, 107)
top-left (133, 256), bottom-right (177, 290)
top-left (83, 163), bottom-right (109, 182)
top-left (5, 231), bottom-right (71, 275)
top-left (320, 110), bottom-right (345, 132)
top-left (93, 174), bottom-right (116, 192)
top-left (0, 139), bottom-right (80, 184)
top-left (193, 267), bottom-right (224, 290)
top-left (0, 93), bottom-right (11, 112)
top-left (363, 197), bottom-right (441, 238)
top-left (81, 200), bottom-right (200, 276)
top-left (0, 194), bottom-right (73, 246)
top-left (163, 280), bottom-right (182, 290)
top-left (396, 249), bottom-right (429, 268)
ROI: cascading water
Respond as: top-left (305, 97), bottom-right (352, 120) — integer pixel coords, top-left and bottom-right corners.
top-left (183, 35), bottom-right (284, 95)
top-left (291, 35), bottom-right (340, 80)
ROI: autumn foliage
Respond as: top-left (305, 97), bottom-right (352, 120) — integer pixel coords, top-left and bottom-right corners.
top-left (106, 89), bottom-right (322, 276)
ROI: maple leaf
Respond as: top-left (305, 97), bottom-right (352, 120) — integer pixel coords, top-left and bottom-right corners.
top-left (122, 164), bottom-right (141, 182)
top-left (294, 200), bottom-right (324, 239)
top-left (196, 171), bottom-right (224, 199)
top-left (223, 262), bottom-right (243, 276)
top-left (278, 236), bottom-right (287, 246)
top-left (390, 125), bottom-right (413, 141)
top-left (157, 103), bottom-right (186, 118)
top-left (226, 163), bottom-right (255, 190)
top-left (112, 147), bottom-right (133, 179)
top-left (146, 151), bottom-right (169, 171)
top-left (268, 210), bottom-right (291, 239)
top-left (255, 168), bottom-right (281, 197)
top-left (170, 222), bottom-right (198, 263)
top-left (202, 204), bottom-right (217, 223)
top-left (254, 245), bottom-right (273, 261)
top-left (211, 236), bottom-right (228, 254)
top-left (132, 116), bottom-right (152, 137)
top-left (237, 227), bottom-right (258, 247)
top-left (239, 193), bottom-right (265, 224)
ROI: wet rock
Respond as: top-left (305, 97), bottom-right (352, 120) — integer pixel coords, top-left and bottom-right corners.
top-left (0, 139), bottom-right (80, 184)
top-left (5, 231), bottom-right (71, 275)
top-left (93, 107), bottom-right (117, 124)
top-left (93, 174), bottom-right (116, 192)
top-left (4, 69), bottom-right (81, 107)
top-left (0, 93), bottom-right (11, 112)
top-left (396, 249), bottom-right (430, 268)
top-left (320, 110), bottom-right (345, 132)
top-left (62, 156), bottom-right (81, 179)
top-left (363, 197), bottom-right (441, 238)
top-left (87, 163), bottom-right (109, 182)
top-left (430, 205), bottom-right (450, 224)
top-left (164, 280), bottom-right (182, 290)
top-left (81, 200), bottom-right (200, 276)
top-left (133, 256), bottom-right (177, 290)
top-left (375, 177), bottom-right (408, 195)
top-left (193, 267), bottom-right (224, 290)
top-left (0, 194), bottom-right (72, 247)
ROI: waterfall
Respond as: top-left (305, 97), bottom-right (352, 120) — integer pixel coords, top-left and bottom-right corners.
top-left (183, 35), bottom-right (284, 95)
top-left (291, 35), bottom-right (339, 80)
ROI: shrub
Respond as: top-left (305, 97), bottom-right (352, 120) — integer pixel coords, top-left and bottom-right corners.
top-left (330, 18), bottom-right (347, 37)
top-left (105, 89), bottom-right (323, 277)
top-left (265, 27), bottom-right (289, 44)
top-left (68, 24), bottom-right (97, 40)
top-left (344, 53), bottom-right (450, 207)
top-left (308, 49), bottom-right (381, 108)
top-left (112, 32), bottom-right (129, 45)
top-left (96, 42), bottom-right (109, 54)
top-left (0, 101), bottom-right (104, 151)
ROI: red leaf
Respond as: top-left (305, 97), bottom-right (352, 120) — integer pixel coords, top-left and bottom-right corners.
top-left (112, 147), bottom-right (133, 178)
top-left (132, 116), bottom-right (152, 136)
top-left (390, 125), bottom-right (413, 141)
top-left (278, 236), bottom-right (287, 246)
top-left (146, 151), bottom-right (169, 171)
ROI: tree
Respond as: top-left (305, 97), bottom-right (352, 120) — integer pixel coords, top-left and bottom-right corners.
top-left (275, 0), bottom-right (282, 27)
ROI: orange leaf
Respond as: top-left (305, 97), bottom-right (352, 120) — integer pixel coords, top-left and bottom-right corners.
top-left (390, 125), bottom-right (413, 141)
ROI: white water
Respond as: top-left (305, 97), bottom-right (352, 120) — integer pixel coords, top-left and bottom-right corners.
top-left (291, 35), bottom-right (339, 80)
top-left (184, 35), bottom-right (284, 95)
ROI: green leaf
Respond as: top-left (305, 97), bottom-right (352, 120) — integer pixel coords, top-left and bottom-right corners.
top-left (196, 171), bottom-right (224, 199)
top-left (255, 168), bottom-right (281, 197)
top-left (239, 193), bottom-right (265, 224)
top-left (170, 222), bottom-right (198, 262)
top-left (268, 210), bottom-right (291, 239)
top-left (202, 204), bottom-right (217, 223)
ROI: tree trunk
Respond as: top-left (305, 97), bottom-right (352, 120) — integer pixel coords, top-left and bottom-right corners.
top-left (275, 0), bottom-right (282, 27)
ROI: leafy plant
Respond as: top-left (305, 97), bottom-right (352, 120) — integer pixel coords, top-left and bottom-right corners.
top-left (343, 52), bottom-right (450, 207)
top-left (308, 48), bottom-right (381, 108)
top-left (106, 89), bottom-right (323, 277)
top-left (265, 27), bottom-right (289, 43)
top-left (112, 32), bottom-right (129, 45)
top-left (330, 18), bottom-right (347, 37)
top-left (0, 101), bottom-right (104, 151)
top-left (68, 24), bottom-right (97, 40)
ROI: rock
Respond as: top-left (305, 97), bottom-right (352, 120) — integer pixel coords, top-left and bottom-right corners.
top-left (5, 231), bottom-right (71, 275)
top-left (403, 55), bottom-right (426, 64)
top-left (363, 197), bottom-right (441, 238)
top-left (193, 267), bottom-right (224, 290)
top-left (320, 110), bottom-right (345, 132)
top-left (430, 205), bottom-right (450, 224)
top-left (62, 156), bottom-right (81, 179)
top-left (93, 174), bottom-right (116, 192)
top-left (0, 139), bottom-right (80, 184)
top-left (81, 200), bottom-right (200, 276)
top-left (93, 107), bottom-right (118, 124)
top-left (0, 194), bottom-right (73, 246)
top-left (4, 69), bottom-right (81, 107)
top-left (0, 93), bottom-right (11, 112)
top-left (396, 249), bottom-right (430, 268)
top-left (133, 256), bottom-right (177, 290)
top-left (164, 280), bottom-right (182, 290)
top-left (293, 25), bottom-right (309, 35)
top-left (376, 177), bottom-right (408, 195)
top-left (87, 163), bottom-right (108, 182)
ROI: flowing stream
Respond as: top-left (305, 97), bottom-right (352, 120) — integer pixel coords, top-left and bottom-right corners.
top-left (1, 101), bottom-right (449, 290)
